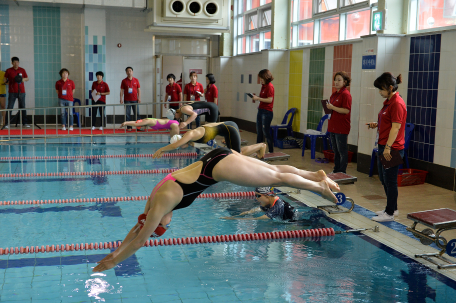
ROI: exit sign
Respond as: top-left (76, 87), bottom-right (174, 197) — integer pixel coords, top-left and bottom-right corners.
top-left (372, 10), bottom-right (386, 31)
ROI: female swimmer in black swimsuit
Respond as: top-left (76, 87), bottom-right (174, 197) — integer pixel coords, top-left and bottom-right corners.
top-left (152, 121), bottom-right (267, 159)
top-left (93, 147), bottom-right (340, 272)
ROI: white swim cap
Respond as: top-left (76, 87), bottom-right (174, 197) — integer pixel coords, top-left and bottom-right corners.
top-left (165, 108), bottom-right (176, 120)
top-left (170, 134), bottom-right (182, 144)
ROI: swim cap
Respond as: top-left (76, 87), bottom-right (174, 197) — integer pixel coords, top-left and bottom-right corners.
top-left (255, 187), bottom-right (275, 196)
top-left (170, 134), bottom-right (182, 144)
top-left (137, 213), bottom-right (168, 238)
top-left (165, 108), bottom-right (176, 120)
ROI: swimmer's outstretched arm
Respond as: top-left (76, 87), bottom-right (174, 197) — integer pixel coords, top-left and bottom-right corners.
top-left (179, 106), bottom-right (197, 129)
top-left (221, 207), bottom-right (267, 220)
top-left (221, 214), bottom-right (269, 220)
top-left (153, 131), bottom-right (196, 159)
top-left (121, 119), bottom-right (154, 128)
top-left (97, 223), bottom-right (142, 264)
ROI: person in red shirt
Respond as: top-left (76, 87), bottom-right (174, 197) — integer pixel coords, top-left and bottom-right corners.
top-left (184, 71), bottom-right (204, 128)
top-left (368, 73), bottom-right (407, 222)
top-left (55, 68), bottom-right (76, 131)
top-left (326, 71), bottom-right (352, 174)
top-left (91, 71), bottom-right (110, 131)
top-left (3, 57), bottom-right (30, 128)
top-left (164, 74), bottom-right (182, 110)
top-left (252, 69), bottom-right (274, 153)
top-left (120, 66), bottom-right (141, 130)
top-left (204, 73), bottom-right (218, 105)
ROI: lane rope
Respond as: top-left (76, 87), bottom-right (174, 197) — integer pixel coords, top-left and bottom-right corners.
top-left (0, 152), bottom-right (198, 161)
top-left (0, 228), bottom-right (336, 255)
top-left (0, 191), bottom-right (256, 206)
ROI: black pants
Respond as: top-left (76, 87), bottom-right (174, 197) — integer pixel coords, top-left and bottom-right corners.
top-left (256, 109), bottom-right (274, 153)
top-left (92, 100), bottom-right (105, 127)
top-left (329, 132), bottom-right (348, 173)
top-left (377, 144), bottom-right (405, 216)
top-left (6, 93), bottom-right (29, 125)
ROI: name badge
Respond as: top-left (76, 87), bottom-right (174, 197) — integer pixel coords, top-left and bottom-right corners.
top-left (190, 95), bottom-right (195, 101)
top-left (128, 87), bottom-right (133, 94)
top-left (62, 89), bottom-right (67, 96)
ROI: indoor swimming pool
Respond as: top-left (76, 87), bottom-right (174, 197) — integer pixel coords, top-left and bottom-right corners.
top-left (0, 135), bottom-right (455, 302)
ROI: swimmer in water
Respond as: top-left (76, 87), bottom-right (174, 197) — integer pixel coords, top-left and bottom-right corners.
top-left (92, 147), bottom-right (340, 272)
top-left (152, 120), bottom-right (266, 159)
top-left (120, 118), bottom-right (180, 140)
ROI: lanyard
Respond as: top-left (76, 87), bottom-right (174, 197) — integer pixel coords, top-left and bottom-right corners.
top-left (378, 103), bottom-right (390, 131)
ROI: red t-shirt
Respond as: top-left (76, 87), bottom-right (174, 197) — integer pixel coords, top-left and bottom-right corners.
top-left (205, 84), bottom-right (218, 103)
top-left (121, 77), bottom-right (140, 101)
top-left (184, 82), bottom-right (204, 101)
top-left (378, 93), bottom-right (407, 150)
top-left (327, 87), bottom-right (352, 135)
top-left (258, 82), bottom-right (274, 112)
top-left (91, 81), bottom-right (110, 103)
top-left (166, 83), bottom-right (182, 107)
top-left (55, 79), bottom-right (75, 101)
top-left (5, 67), bottom-right (28, 93)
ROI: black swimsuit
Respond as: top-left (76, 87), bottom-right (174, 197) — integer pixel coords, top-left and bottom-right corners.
top-left (173, 147), bottom-right (232, 210)
top-left (186, 102), bottom-right (219, 123)
top-left (194, 121), bottom-right (241, 152)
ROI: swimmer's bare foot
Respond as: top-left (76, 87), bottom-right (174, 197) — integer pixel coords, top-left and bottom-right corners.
top-left (316, 170), bottom-right (340, 191)
top-left (258, 143), bottom-right (266, 159)
top-left (319, 180), bottom-right (338, 203)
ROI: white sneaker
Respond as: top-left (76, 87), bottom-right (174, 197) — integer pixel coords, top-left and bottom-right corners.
top-left (4, 125), bottom-right (8, 129)
top-left (372, 212), bottom-right (394, 222)
top-left (69, 126), bottom-right (73, 131)
top-left (62, 126), bottom-right (66, 131)
top-left (92, 126), bottom-right (96, 130)
top-left (24, 124), bottom-right (31, 128)
top-left (375, 210), bottom-right (399, 216)
top-left (99, 127), bottom-right (103, 131)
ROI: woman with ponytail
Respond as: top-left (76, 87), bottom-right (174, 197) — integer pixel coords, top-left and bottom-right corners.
top-left (368, 73), bottom-right (407, 222)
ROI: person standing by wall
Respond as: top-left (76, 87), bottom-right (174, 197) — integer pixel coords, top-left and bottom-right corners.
top-left (252, 69), bottom-right (274, 153)
top-left (164, 74), bottom-right (182, 110)
top-left (183, 71), bottom-right (204, 127)
top-left (91, 71), bottom-right (110, 131)
top-left (0, 68), bottom-right (6, 128)
top-left (120, 67), bottom-right (141, 131)
top-left (204, 73), bottom-right (218, 106)
top-left (3, 57), bottom-right (30, 128)
top-left (55, 68), bottom-right (76, 131)
top-left (326, 71), bottom-right (352, 174)
top-left (368, 72), bottom-right (406, 222)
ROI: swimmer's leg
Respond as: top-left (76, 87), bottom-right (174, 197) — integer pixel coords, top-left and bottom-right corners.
top-left (169, 123), bottom-right (180, 137)
top-left (213, 154), bottom-right (337, 203)
top-left (238, 154), bottom-right (340, 191)
top-left (241, 143), bottom-right (267, 158)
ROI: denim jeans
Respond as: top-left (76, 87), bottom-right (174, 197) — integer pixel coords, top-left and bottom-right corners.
top-left (256, 108), bottom-right (274, 153)
top-left (59, 99), bottom-right (73, 126)
top-left (91, 100), bottom-right (105, 127)
top-left (6, 93), bottom-right (28, 125)
top-left (125, 101), bottom-right (141, 129)
top-left (377, 144), bottom-right (405, 216)
top-left (329, 133), bottom-right (349, 173)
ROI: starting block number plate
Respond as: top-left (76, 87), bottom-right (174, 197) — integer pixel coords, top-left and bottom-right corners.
top-left (446, 239), bottom-right (456, 257)
top-left (335, 193), bottom-right (346, 205)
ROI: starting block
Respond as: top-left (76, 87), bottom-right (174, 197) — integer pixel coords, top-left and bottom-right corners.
top-left (263, 152), bottom-right (290, 163)
top-left (407, 208), bottom-right (456, 269)
top-left (327, 172), bottom-right (358, 185)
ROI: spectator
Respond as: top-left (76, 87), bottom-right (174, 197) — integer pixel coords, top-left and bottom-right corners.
top-left (183, 71), bottom-right (204, 128)
top-left (55, 68), bottom-right (76, 131)
top-left (327, 71), bottom-right (352, 174)
top-left (164, 73), bottom-right (182, 110)
top-left (0, 68), bottom-right (6, 128)
top-left (252, 69), bottom-right (274, 153)
top-left (120, 67), bottom-right (141, 131)
top-left (204, 73), bottom-right (218, 105)
top-left (91, 71), bottom-right (110, 131)
top-left (369, 72), bottom-right (406, 222)
top-left (3, 57), bottom-right (30, 128)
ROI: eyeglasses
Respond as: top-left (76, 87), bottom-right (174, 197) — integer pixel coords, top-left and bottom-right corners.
top-left (255, 193), bottom-right (262, 198)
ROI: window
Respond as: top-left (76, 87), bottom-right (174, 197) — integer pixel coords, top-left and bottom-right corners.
top-left (410, 0), bottom-right (456, 31)
top-left (291, 0), bottom-right (374, 47)
top-left (234, 0), bottom-right (272, 55)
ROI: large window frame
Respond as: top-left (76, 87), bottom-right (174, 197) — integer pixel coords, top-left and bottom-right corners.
top-left (234, 1), bottom-right (272, 55)
top-left (408, 0), bottom-right (456, 33)
top-left (290, 0), bottom-right (377, 47)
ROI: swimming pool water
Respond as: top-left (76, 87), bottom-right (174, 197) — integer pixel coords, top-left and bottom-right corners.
top-left (0, 136), bottom-right (455, 302)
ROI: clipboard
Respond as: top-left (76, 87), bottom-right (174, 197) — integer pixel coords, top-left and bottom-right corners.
top-left (379, 149), bottom-right (403, 169)
top-left (321, 99), bottom-right (332, 114)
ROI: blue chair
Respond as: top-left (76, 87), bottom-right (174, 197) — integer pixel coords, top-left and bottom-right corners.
top-left (73, 98), bottom-right (81, 127)
top-left (270, 108), bottom-right (298, 147)
top-left (302, 114), bottom-right (330, 159)
top-left (369, 123), bottom-right (415, 177)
